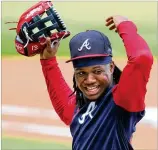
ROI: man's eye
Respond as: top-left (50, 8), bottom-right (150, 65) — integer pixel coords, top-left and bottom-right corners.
top-left (76, 72), bottom-right (86, 77)
top-left (93, 70), bottom-right (103, 75)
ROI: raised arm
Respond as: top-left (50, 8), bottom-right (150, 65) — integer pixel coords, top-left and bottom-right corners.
top-left (106, 16), bottom-right (153, 112)
top-left (40, 38), bottom-right (76, 125)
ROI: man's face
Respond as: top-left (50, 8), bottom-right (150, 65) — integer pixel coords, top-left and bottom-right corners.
top-left (74, 62), bottom-right (114, 100)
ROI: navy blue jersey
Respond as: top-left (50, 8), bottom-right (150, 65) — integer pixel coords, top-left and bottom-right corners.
top-left (41, 21), bottom-right (153, 150)
top-left (70, 86), bottom-right (145, 150)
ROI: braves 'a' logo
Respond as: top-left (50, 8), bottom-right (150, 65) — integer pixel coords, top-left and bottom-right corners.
top-left (78, 39), bottom-right (91, 51)
top-left (78, 102), bottom-right (97, 124)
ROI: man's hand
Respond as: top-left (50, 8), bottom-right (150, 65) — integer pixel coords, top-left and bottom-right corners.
top-left (105, 15), bottom-right (129, 32)
top-left (40, 38), bottom-right (60, 59)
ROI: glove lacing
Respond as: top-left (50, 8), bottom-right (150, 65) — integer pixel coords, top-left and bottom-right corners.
top-left (51, 30), bottom-right (69, 48)
top-left (23, 26), bottom-right (33, 48)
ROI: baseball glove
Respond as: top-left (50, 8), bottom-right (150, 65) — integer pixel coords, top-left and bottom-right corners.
top-left (6, 1), bottom-right (70, 57)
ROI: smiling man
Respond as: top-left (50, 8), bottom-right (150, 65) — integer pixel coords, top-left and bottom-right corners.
top-left (74, 63), bottom-right (114, 100)
top-left (66, 30), bottom-right (117, 103)
top-left (40, 15), bottom-right (153, 150)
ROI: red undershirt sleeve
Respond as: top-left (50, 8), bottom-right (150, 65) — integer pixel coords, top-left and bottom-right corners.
top-left (40, 57), bottom-right (76, 125)
top-left (112, 21), bottom-right (153, 112)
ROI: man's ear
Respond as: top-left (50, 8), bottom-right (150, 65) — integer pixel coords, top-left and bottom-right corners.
top-left (110, 61), bottom-right (115, 74)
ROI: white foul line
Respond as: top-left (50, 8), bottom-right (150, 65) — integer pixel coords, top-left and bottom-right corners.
top-left (2, 120), bottom-right (72, 138)
top-left (2, 104), bottom-right (59, 120)
top-left (2, 104), bottom-right (157, 128)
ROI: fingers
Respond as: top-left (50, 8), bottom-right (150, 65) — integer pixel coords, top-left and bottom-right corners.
top-left (41, 37), bottom-right (59, 50)
top-left (105, 17), bottom-right (116, 31)
top-left (55, 41), bottom-right (60, 48)
top-left (45, 37), bottom-right (52, 52)
top-left (105, 15), bottom-right (127, 31)
top-left (51, 39), bottom-right (59, 48)
top-left (40, 37), bottom-right (60, 59)
top-left (105, 16), bottom-right (113, 22)
top-left (105, 18), bottom-right (114, 27)
top-left (106, 15), bottom-right (129, 29)
top-left (109, 25), bottom-right (116, 30)
top-left (46, 37), bottom-right (51, 47)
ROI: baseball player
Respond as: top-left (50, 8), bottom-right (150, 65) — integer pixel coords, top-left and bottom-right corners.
top-left (40, 15), bottom-right (153, 150)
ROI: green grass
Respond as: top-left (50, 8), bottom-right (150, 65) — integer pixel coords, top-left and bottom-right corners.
top-left (2, 2), bottom-right (157, 57)
top-left (2, 136), bottom-right (71, 150)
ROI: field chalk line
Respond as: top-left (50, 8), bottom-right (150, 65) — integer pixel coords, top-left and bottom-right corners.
top-left (2, 104), bottom-right (157, 137)
top-left (2, 120), bottom-right (72, 138)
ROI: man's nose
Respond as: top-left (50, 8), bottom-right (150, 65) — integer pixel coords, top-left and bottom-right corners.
top-left (84, 73), bottom-right (96, 84)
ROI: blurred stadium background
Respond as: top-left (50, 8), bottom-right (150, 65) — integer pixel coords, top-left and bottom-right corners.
top-left (2, 1), bottom-right (157, 150)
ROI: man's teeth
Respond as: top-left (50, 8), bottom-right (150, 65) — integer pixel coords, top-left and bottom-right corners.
top-left (87, 86), bottom-right (98, 90)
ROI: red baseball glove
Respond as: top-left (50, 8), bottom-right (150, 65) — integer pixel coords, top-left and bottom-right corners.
top-left (6, 1), bottom-right (70, 57)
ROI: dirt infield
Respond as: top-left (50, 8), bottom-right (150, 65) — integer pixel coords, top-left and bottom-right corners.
top-left (2, 57), bottom-right (157, 149)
